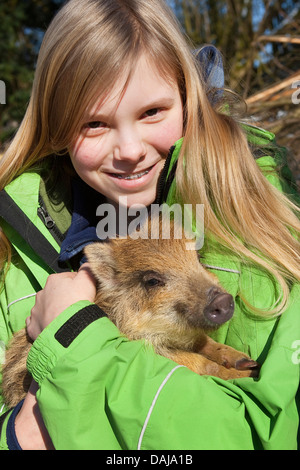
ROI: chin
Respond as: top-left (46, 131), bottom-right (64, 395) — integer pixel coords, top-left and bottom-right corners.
top-left (117, 192), bottom-right (156, 210)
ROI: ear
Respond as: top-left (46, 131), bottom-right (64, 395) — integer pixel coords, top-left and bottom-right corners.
top-left (84, 242), bottom-right (117, 289)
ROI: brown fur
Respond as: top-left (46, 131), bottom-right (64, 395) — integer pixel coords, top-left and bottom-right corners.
top-left (2, 330), bottom-right (33, 408)
top-left (2, 220), bottom-right (258, 408)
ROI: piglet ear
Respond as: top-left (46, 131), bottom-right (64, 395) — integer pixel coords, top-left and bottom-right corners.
top-left (84, 242), bottom-right (117, 289)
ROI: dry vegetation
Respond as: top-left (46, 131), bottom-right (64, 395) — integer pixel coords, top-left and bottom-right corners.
top-left (245, 67), bottom-right (300, 191)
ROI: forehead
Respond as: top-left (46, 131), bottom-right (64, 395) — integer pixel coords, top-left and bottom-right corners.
top-left (113, 236), bottom-right (197, 272)
top-left (86, 54), bottom-right (179, 117)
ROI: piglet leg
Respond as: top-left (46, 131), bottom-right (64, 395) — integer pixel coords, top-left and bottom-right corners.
top-left (197, 336), bottom-right (259, 373)
top-left (166, 349), bottom-right (259, 379)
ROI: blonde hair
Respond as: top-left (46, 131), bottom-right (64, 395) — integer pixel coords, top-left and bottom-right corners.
top-left (1, 0), bottom-right (299, 315)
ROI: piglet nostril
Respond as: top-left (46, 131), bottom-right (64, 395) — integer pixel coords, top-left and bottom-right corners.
top-left (204, 293), bottom-right (234, 325)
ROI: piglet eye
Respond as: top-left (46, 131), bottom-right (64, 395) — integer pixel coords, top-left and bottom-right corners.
top-left (141, 271), bottom-right (166, 289)
top-left (145, 278), bottom-right (161, 287)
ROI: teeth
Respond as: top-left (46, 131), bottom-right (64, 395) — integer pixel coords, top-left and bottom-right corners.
top-left (114, 168), bottom-right (151, 180)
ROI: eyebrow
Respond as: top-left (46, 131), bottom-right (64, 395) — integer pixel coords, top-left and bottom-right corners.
top-left (85, 97), bottom-right (176, 121)
top-left (140, 97), bottom-right (176, 110)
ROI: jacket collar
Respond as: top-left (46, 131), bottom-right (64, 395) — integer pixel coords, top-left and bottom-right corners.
top-left (59, 177), bottom-right (105, 266)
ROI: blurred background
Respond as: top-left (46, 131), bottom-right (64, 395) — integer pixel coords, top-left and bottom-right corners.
top-left (0, 0), bottom-right (299, 188)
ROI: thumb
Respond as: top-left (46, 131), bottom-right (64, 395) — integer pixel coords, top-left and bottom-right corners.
top-left (78, 263), bottom-right (96, 281)
top-left (76, 263), bottom-right (97, 296)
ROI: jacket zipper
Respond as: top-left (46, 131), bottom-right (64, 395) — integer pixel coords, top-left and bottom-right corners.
top-left (37, 195), bottom-right (66, 245)
top-left (154, 145), bottom-right (176, 205)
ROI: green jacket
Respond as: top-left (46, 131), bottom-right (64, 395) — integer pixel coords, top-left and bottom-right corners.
top-left (0, 130), bottom-right (299, 450)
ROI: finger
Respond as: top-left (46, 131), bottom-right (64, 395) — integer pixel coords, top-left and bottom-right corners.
top-left (44, 271), bottom-right (76, 286)
top-left (78, 263), bottom-right (94, 276)
top-left (31, 290), bottom-right (42, 313)
top-left (78, 262), bottom-right (90, 271)
top-left (26, 317), bottom-right (39, 342)
top-left (77, 264), bottom-right (96, 284)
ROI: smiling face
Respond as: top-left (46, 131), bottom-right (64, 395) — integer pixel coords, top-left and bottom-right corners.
top-left (68, 54), bottom-right (184, 209)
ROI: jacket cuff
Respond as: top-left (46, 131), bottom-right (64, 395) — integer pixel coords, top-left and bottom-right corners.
top-left (27, 301), bottom-right (107, 385)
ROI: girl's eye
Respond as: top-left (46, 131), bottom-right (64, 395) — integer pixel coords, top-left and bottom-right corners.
top-left (142, 108), bottom-right (161, 119)
top-left (86, 121), bottom-right (106, 129)
top-left (82, 121), bottom-right (108, 135)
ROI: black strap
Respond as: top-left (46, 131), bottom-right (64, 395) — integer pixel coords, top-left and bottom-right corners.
top-left (0, 190), bottom-right (69, 273)
top-left (0, 408), bottom-right (12, 437)
top-left (54, 304), bottom-right (107, 347)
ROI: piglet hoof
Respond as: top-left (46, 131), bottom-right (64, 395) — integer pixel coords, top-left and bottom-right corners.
top-left (236, 358), bottom-right (259, 370)
top-left (235, 358), bottom-right (260, 377)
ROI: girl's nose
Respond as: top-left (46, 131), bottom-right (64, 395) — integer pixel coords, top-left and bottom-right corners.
top-left (114, 128), bottom-right (146, 163)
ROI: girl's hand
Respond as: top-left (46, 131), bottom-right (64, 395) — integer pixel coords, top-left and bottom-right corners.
top-left (26, 265), bottom-right (97, 341)
top-left (15, 380), bottom-right (54, 450)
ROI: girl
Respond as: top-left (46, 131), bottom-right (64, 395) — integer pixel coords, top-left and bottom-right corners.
top-left (0, 0), bottom-right (299, 450)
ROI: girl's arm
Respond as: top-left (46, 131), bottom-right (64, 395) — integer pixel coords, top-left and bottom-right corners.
top-left (4, 268), bottom-right (97, 450)
top-left (14, 380), bottom-right (54, 450)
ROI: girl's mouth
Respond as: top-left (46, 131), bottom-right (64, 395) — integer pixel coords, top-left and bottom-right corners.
top-left (110, 166), bottom-right (154, 180)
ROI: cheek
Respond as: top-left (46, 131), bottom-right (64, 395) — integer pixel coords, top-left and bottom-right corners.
top-left (151, 121), bottom-right (183, 153)
top-left (69, 139), bottom-right (105, 172)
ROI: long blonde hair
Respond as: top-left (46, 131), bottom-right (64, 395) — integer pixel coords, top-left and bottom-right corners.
top-left (1, 0), bottom-right (299, 315)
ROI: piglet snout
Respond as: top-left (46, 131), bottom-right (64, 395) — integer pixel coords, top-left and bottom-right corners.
top-left (204, 292), bottom-right (234, 325)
